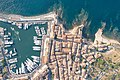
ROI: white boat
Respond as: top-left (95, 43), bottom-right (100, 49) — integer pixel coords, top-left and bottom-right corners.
top-left (4, 35), bottom-right (9, 38)
top-left (12, 52), bottom-right (17, 56)
top-left (37, 37), bottom-right (42, 40)
top-left (27, 58), bottom-right (33, 64)
top-left (16, 23), bottom-right (22, 29)
top-left (11, 22), bottom-right (16, 25)
top-left (9, 50), bottom-right (12, 54)
top-left (33, 36), bottom-right (37, 40)
top-left (23, 23), bottom-right (29, 30)
top-left (33, 46), bottom-right (40, 49)
top-left (10, 64), bottom-right (16, 69)
top-left (8, 32), bottom-right (11, 36)
top-left (31, 56), bottom-right (39, 59)
top-left (19, 67), bottom-right (22, 74)
top-left (27, 58), bottom-right (38, 69)
top-left (4, 40), bottom-right (13, 45)
top-left (34, 26), bottom-right (42, 36)
top-left (26, 66), bottom-right (32, 72)
top-left (6, 54), bottom-right (12, 58)
top-left (10, 70), bottom-right (16, 74)
top-left (10, 27), bottom-right (15, 31)
top-left (40, 27), bottom-right (46, 35)
top-left (21, 63), bottom-right (25, 74)
top-left (33, 48), bottom-right (40, 51)
top-left (4, 45), bottom-right (11, 48)
top-left (27, 58), bottom-right (34, 67)
top-left (8, 58), bottom-right (17, 64)
top-left (4, 37), bottom-right (10, 40)
top-left (31, 56), bottom-right (40, 63)
top-left (4, 49), bottom-right (8, 54)
top-left (16, 69), bottom-right (18, 74)
top-left (13, 48), bottom-right (17, 53)
top-left (4, 41), bottom-right (9, 45)
top-left (25, 60), bottom-right (33, 71)
top-left (4, 28), bottom-right (7, 31)
top-left (9, 41), bottom-right (13, 44)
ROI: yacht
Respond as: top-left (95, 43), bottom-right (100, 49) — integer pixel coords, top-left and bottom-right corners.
top-left (16, 69), bottom-right (18, 74)
top-left (40, 27), bottom-right (46, 35)
top-left (9, 50), bottom-right (12, 55)
top-left (19, 67), bottom-right (22, 74)
top-left (21, 63), bottom-right (25, 74)
top-left (13, 48), bottom-right (17, 53)
top-left (4, 45), bottom-right (11, 48)
top-left (4, 35), bottom-right (9, 38)
top-left (32, 56), bottom-right (40, 63)
top-left (10, 27), bottom-right (15, 31)
top-left (8, 58), bottom-right (17, 64)
top-left (33, 46), bottom-right (40, 49)
top-left (33, 48), bottom-right (40, 51)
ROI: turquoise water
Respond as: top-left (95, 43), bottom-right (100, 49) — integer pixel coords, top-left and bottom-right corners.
top-left (0, 0), bottom-right (120, 40)
top-left (0, 21), bottom-right (47, 72)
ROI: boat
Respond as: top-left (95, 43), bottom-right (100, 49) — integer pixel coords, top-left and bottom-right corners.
top-left (10, 27), bottom-right (15, 31)
top-left (33, 36), bottom-right (37, 40)
top-left (10, 70), bottom-right (16, 74)
top-left (4, 45), bottom-right (11, 48)
top-left (32, 46), bottom-right (40, 49)
top-left (8, 58), bottom-right (17, 64)
top-left (4, 28), bottom-right (7, 31)
top-left (16, 69), bottom-right (18, 74)
top-left (9, 41), bottom-right (13, 44)
top-left (16, 23), bottom-right (22, 29)
top-left (8, 32), bottom-right (11, 36)
top-left (10, 64), bottom-right (16, 69)
top-left (19, 67), bottom-right (22, 74)
top-left (33, 48), bottom-right (40, 51)
top-left (25, 60), bottom-right (33, 71)
top-left (4, 49), bottom-right (8, 54)
top-left (21, 63), bottom-right (25, 74)
top-left (9, 50), bottom-right (12, 55)
top-left (4, 40), bottom-right (13, 45)
top-left (26, 59), bottom-right (34, 68)
top-left (6, 54), bottom-right (12, 58)
top-left (27, 58), bottom-right (38, 69)
top-left (26, 66), bottom-right (32, 72)
top-left (23, 23), bottom-right (29, 30)
top-left (13, 48), bottom-right (17, 53)
top-left (12, 52), bottom-right (17, 56)
top-left (4, 37), bottom-right (10, 40)
top-left (34, 26), bottom-right (42, 36)
top-left (31, 56), bottom-right (39, 59)
top-left (37, 37), bottom-right (42, 40)
top-left (4, 35), bottom-right (9, 38)
top-left (33, 59), bottom-right (39, 63)
top-left (31, 56), bottom-right (40, 63)
top-left (40, 27), bottom-right (46, 35)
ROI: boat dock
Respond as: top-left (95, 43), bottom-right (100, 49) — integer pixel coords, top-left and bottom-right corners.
top-left (0, 12), bottom-right (57, 30)
top-left (8, 58), bottom-right (17, 64)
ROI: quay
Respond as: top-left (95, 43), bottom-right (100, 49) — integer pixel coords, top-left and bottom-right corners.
top-left (0, 11), bottom-right (115, 80)
top-left (0, 12), bottom-right (57, 30)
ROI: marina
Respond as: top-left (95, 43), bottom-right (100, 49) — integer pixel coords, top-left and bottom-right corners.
top-left (0, 21), bottom-right (48, 74)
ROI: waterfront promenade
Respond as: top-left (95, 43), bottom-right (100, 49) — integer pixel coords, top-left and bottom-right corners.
top-left (0, 12), bottom-right (57, 29)
top-left (0, 11), bottom-right (58, 80)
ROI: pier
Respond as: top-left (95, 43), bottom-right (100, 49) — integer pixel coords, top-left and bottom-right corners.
top-left (0, 12), bottom-right (57, 29)
top-left (0, 11), bottom-right (59, 80)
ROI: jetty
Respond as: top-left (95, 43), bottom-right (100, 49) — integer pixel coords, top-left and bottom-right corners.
top-left (0, 12), bottom-right (57, 29)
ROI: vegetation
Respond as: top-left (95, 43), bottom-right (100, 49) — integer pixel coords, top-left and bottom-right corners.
top-left (1, 59), bottom-right (6, 67)
top-left (2, 67), bottom-right (7, 75)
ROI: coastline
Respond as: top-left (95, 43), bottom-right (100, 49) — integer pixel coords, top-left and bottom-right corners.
top-left (94, 28), bottom-right (120, 45)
